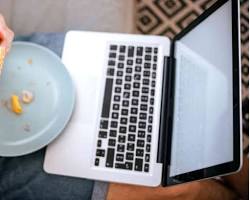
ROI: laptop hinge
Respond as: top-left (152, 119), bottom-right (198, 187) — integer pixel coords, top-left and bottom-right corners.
top-left (157, 41), bottom-right (176, 186)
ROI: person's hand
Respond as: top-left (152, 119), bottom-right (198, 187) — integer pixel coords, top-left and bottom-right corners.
top-left (0, 14), bottom-right (14, 53)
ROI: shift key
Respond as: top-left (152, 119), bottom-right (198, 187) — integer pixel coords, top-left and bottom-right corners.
top-left (101, 78), bottom-right (113, 118)
top-left (106, 148), bottom-right (115, 168)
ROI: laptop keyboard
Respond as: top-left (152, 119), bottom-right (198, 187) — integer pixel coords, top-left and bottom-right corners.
top-left (94, 44), bottom-right (158, 173)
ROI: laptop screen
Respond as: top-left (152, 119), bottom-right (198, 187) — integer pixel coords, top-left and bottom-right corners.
top-left (169, 0), bottom-right (236, 178)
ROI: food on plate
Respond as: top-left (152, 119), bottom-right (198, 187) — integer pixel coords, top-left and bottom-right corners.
top-left (11, 95), bottom-right (23, 114)
top-left (21, 90), bottom-right (34, 104)
top-left (0, 47), bottom-right (5, 74)
top-left (27, 58), bottom-right (33, 65)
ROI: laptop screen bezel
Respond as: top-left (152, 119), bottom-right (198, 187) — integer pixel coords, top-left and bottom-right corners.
top-left (163, 0), bottom-right (241, 186)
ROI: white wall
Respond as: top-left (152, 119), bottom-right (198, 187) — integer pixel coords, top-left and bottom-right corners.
top-left (0, 0), bottom-right (135, 35)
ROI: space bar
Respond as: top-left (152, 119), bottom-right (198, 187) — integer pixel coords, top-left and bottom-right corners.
top-left (101, 78), bottom-right (113, 118)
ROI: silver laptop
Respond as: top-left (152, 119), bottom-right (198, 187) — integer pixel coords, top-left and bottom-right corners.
top-left (44, 0), bottom-right (242, 186)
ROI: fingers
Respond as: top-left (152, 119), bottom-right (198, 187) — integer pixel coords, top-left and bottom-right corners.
top-left (0, 14), bottom-right (14, 53)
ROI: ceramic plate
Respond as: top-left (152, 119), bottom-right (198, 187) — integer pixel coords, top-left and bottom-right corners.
top-left (0, 42), bottom-right (75, 156)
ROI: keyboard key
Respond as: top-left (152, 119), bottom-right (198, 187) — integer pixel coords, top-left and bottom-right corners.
top-left (131, 107), bottom-right (138, 114)
top-left (137, 140), bottom-right (145, 147)
top-left (120, 117), bottom-right (128, 125)
top-left (125, 162), bottom-right (133, 170)
top-left (152, 72), bottom-right (156, 79)
top-left (106, 148), bottom-right (115, 167)
top-left (114, 95), bottom-right (120, 102)
top-left (109, 52), bottom-right (116, 58)
top-left (142, 87), bottom-right (149, 94)
top-left (129, 125), bottom-right (136, 132)
top-left (143, 70), bottom-right (150, 77)
top-left (125, 75), bottom-right (132, 81)
top-left (139, 113), bottom-right (147, 120)
top-left (112, 112), bottom-right (119, 119)
top-left (130, 116), bottom-right (137, 123)
top-left (143, 79), bottom-right (150, 85)
top-left (120, 45), bottom-right (126, 53)
top-left (108, 60), bottom-right (116, 66)
top-left (124, 83), bottom-right (131, 90)
top-left (147, 135), bottom-right (151, 143)
top-left (115, 163), bottom-right (126, 169)
top-left (146, 144), bottom-right (151, 152)
top-left (117, 144), bottom-right (125, 152)
top-left (116, 79), bottom-right (122, 85)
top-left (136, 58), bottom-right (142, 64)
top-left (145, 154), bottom-right (150, 162)
top-left (141, 95), bottom-right (148, 102)
top-left (97, 140), bottom-right (102, 147)
top-left (110, 45), bottom-right (117, 50)
top-left (137, 47), bottom-right (143, 56)
top-left (144, 62), bottom-right (150, 69)
top-left (122, 100), bottom-right (129, 107)
top-left (118, 135), bottom-right (126, 143)
top-left (99, 131), bottom-right (107, 138)
top-left (133, 82), bottom-right (140, 88)
top-left (115, 87), bottom-right (121, 93)
top-left (135, 158), bottom-right (143, 171)
top-left (132, 91), bottom-right (139, 97)
top-left (100, 120), bottom-right (108, 129)
top-left (126, 67), bottom-right (133, 73)
top-left (139, 122), bottom-right (146, 129)
top-left (153, 64), bottom-right (157, 70)
top-left (113, 104), bottom-right (120, 110)
top-left (119, 126), bottom-right (127, 133)
top-left (126, 152), bottom-right (134, 161)
top-left (132, 99), bottom-right (139, 105)
top-left (134, 74), bottom-right (141, 81)
top-left (140, 104), bottom-right (148, 111)
top-left (135, 66), bottom-right (141, 72)
top-left (138, 131), bottom-right (145, 138)
top-left (144, 164), bottom-right (149, 172)
top-left (118, 63), bottom-right (124, 69)
top-left (117, 70), bottom-right (123, 77)
top-left (107, 68), bottom-right (114, 76)
top-left (121, 109), bottom-right (129, 115)
top-left (128, 46), bottom-right (134, 57)
top-left (149, 107), bottom-right (154, 114)
top-left (108, 139), bottom-right (116, 146)
top-left (119, 55), bottom-right (125, 61)
top-left (145, 47), bottom-right (152, 53)
top-left (127, 143), bottom-right (135, 151)
top-left (153, 56), bottom-right (157, 62)
top-left (151, 80), bottom-right (156, 87)
top-left (127, 60), bottom-right (133, 66)
top-left (128, 134), bottom-right (136, 141)
top-left (145, 55), bottom-right (151, 61)
top-left (148, 116), bottom-right (153, 123)
top-left (95, 158), bottom-right (100, 166)
top-left (116, 154), bottom-right (124, 162)
top-left (101, 78), bottom-right (113, 118)
top-left (148, 125), bottom-right (152, 133)
top-left (110, 130), bottom-right (117, 137)
top-left (154, 48), bottom-right (158, 54)
top-left (136, 149), bottom-right (144, 157)
top-left (150, 98), bottom-right (154, 105)
top-left (111, 121), bottom-right (118, 128)
top-left (96, 149), bottom-right (105, 157)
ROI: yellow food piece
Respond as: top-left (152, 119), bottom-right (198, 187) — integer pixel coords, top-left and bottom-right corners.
top-left (0, 47), bottom-right (5, 74)
top-left (11, 95), bottom-right (23, 114)
top-left (22, 90), bottom-right (33, 104)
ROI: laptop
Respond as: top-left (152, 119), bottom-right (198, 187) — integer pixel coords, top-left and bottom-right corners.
top-left (44, 0), bottom-right (242, 186)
